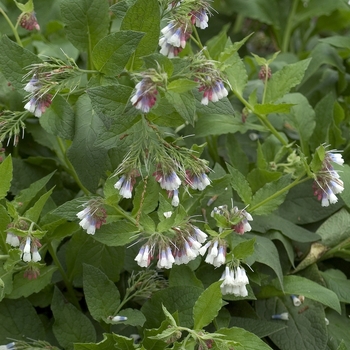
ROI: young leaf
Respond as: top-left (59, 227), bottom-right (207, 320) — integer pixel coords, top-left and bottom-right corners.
top-left (232, 238), bottom-right (256, 260)
top-left (193, 281), bottom-right (223, 330)
top-left (52, 287), bottom-right (96, 350)
top-left (92, 31), bottom-right (144, 76)
top-left (83, 264), bottom-right (121, 322)
top-left (60, 0), bottom-right (109, 53)
top-left (0, 155), bottom-right (12, 200)
top-left (24, 187), bottom-right (54, 223)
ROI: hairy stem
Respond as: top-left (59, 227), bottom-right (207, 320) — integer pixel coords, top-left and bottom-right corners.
top-left (0, 7), bottom-right (23, 47)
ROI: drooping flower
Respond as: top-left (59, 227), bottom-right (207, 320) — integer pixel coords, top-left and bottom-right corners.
top-left (232, 209), bottom-right (253, 235)
top-left (114, 174), bottom-right (137, 199)
top-left (200, 239), bottom-right (226, 267)
top-left (19, 12), bottom-right (40, 31)
top-left (154, 169), bottom-right (182, 191)
top-left (190, 7), bottom-right (209, 29)
top-left (5, 231), bottom-right (20, 247)
top-left (24, 94), bottom-right (52, 117)
top-left (157, 246), bottom-right (175, 269)
top-left (185, 170), bottom-right (211, 191)
top-left (313, 149), bottom-right (344, 207)
top-left (159, 20), bottom-right (192, 58)
top-left (169, 189), bottom-right (180, 207)
top-left (76, 199), bottom-right (107, 235)
top-left (19, 236), bottom-right (42, 263)
top-left (23, 264), bottom-right (41, 280)
top-left (134, 244), bottom-right (152, 268)
top-left (291, 294), bottom-right (302, 307)
top-left (220, 266), bottom-right (249, 297)
top-left (199, 78), bottom-right (228, 105)
top-left (130, 78), bottom-right (159, 113)
top-left (24, 74), bottom-right (40, 93)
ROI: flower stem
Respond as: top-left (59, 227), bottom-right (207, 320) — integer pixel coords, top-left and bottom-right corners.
top-left (249, 175), bottom-right (308, 213)
top-left (47, 243), bottom-right (81, 310)
top-left (191, 25), bottom-right (210, 59)
top-left (261, 64), bottom-right (269, 104)
top-left (0, 7), bottom-right (23, 47)
top-left (281, 0), bottom-right (299, 52)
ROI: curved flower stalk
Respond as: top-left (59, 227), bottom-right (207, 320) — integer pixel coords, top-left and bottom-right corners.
top-left (313, 149), bottom-right (344, 207)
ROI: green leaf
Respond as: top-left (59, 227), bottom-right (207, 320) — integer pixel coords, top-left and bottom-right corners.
top-left (223, 51), bottom-right (248, 96)
top-left (319, 35), bottom-right (350, 50)
top-left (250, 174), bottom-right (292, 215)
top-left (169, 265), bottom-right (203, 288)
top-left (216, 327), bottom-right (273, 350)
top-left (326, 309), bottom-right (350, 350)
top-left (246, 235), bottom-right (283, 289)
top-left (39, 94), bottom-right (75, 140)
top-left (92, 31), bottom-right (144, 76)
top-left (7, 266), bottom-right (57, 299)
top-left (14, 172), bottom-right (55, 215)
top-left (67, 94), bottom-right (108, 192)
top-left (167, 79), bottom-right (198, 93)
top-left (280, 93), bottom-right (316, 143)
top-left (0, 298), bottom-right (45, 343)
top-left (24, 187), bottom-right (54, 222)
top-left (254, 103), bottom-right (294, 115)
top-left (227, 164), bottom-right (252, 204)
top-left (74, 333), bottom-right (118, 350)
top-left (165, 91), bottom-right (196, 125)
top-left (0, 36), bottom-right (42, 91)
top-left (256, 296), bottom-right (327, 350)
top-left (321, 269), bottom-right (350, 304)
top-left (52, 197), bottom-right (89, 221)
top-left (257, 275), bottom-right (341, 313)
top-left (232, 238), bottom-right (256, 260)
top-left (265, 59), bottom-right (311, 103)
top-left (52, 287), bottom-right (96, 350)
top-left (253, 213), bottom-right (321, 242)
top-left (132, 176), bottom-right (159, 216)
top-left (339, 164), bottom-right (350, 208)
top-left (316, 208), bottom-right (350, 248)
top-left (120, 0), bottom-right (160, 69)
top-left (83, 264), bottom-right (121, 322)
top-left (229, 317), bottom-right (287, 338)
top-left (66, 231), bottom-right (124, 286)
top-left (0, 155), bottom-right (12, 200)
top-left (93, 221), bottom-right (140, 246)
top-left (14, 0), bottom-right (34, 12)
top-left (193, 281), bottom-right (223, 329)
top-left (118, 308), bottom-right (146, 327)
top-left (60, 0), bottom-right (109, 52)
top-left (141, 286), bottom-right (204, 328)
top-left (206, 24), bottom-right (230, 60)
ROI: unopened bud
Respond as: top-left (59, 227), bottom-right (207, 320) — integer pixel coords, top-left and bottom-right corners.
top-left (258, 65), bottom-right (272, 81)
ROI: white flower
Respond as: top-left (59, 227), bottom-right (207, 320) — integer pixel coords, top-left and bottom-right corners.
top-left (32, 246), bottom-right (41, 262)
top-left (171, 189), bottom-right (180, 207)
top-left (272, 312), bottom-right (289, 321)
top-left (109, 315), bottom-right (127, 322)
top-left (291, 295), bottom-right (301, 307)
top-left (6, 232), bottom-right (20, 247)
top-left (220, 266), bottom-right (249, 297)
top-left (114, 176), bottom-right (133, 199)
top-left (192, 226), bottom-right (207, 244)
top-left (135, 245), bottom-right (151, 268)
top-left (163, 211), bottom-right (173, 219)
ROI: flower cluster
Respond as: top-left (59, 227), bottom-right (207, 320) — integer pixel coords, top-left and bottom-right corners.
top-left (76, 199), bottom-right (107, 235)
top-left (198, 78), bottom-right (228, 105)
top-left (211, 205), bottom-right (253, 235)
top-left (159, 1), bottom-right (211, 57)
top-left (199, 239), bottom-right (226, 267)
top-left (220, 265), bottom-right (249, 297)
top-left (313, 150), bottom-right (344, 207)
top-left (19, 236), bottom-right (42, 263)
top-left (114, 174), bottom-right (138, 199)
top-left (19, 12), bottom-right (40, 31)
top-left (134, 225), bottom-right (207, 269)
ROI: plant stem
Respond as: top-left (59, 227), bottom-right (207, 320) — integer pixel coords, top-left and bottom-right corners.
top-left (261, 64), bottom-right (269, 104)
top-left (56, 137), bottom-right (90, 195)
top-left (0, 7), bottom-right (23, 47)
top-left (281, 0), bottom-right (299, 52)
top-left (232, 89), bottom-right (288, 147)
top-left (320, 238), bottom-right (350, 261)
top-left (249, 175), bottom-right (308, 213)
top-left (47, 243), bottom-right (81, 310)
top-left (191, 25), bottom-right (210, 59)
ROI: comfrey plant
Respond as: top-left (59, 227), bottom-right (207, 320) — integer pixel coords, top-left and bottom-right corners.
top-left (0, 0), bottom-right (349, 349)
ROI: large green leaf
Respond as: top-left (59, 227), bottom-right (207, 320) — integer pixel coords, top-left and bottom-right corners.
top-left (257, 275), bottom-right (341, 313)
top-left (52, 287), bottom-right (96, 350)
top-left (193, 281), bottom-right (223, 330)
top-left (0, 36), bottom-right (42, 91)
top-left (227, 164), bottom-right (252, 204)
top-left (83, 264), bottom-right (121, 322)
top-left (60, 0), bottom-right (109, 53)
top-left (92, 31), bottom-right (144, 76)
top-left (0, 155), bottom-right (12, 200)
top-left (120, 0), bottom-right (160, 69)
top-left (0, 298), bottom-right (45, 343)
top-left (265, 59), bottom-right (311, 103)
top-left (165, 91), bottom-right (196, 125)
top-left (321, 269), bottom-right (350, 304)
top-left (66, 231), bottom-right (125, 286)
top-left (67, 94), bottom-right (108, 192)
top-left (256, 296), bottom-right (327, 350)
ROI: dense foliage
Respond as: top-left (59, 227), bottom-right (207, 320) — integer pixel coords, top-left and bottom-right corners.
top-left (0, 0), bottom-right (350, 349)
